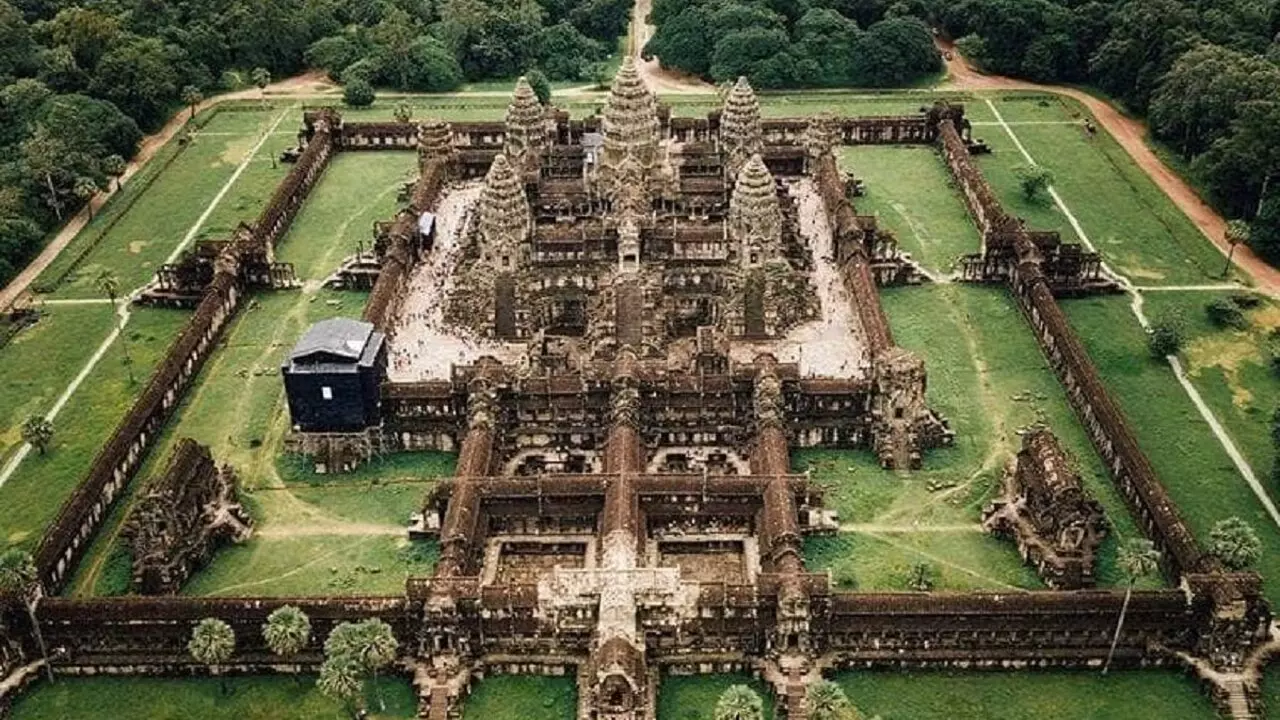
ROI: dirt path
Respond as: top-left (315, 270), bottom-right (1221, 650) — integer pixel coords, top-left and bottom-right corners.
top-left (628, 0), bottom-right (716, 95)
top-left (938, 38), bottom-right (1280, 296)
top-left (0, 72), bottom-right (335, 313)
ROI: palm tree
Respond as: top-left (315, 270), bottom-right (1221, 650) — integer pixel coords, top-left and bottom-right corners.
top-left (808, 679), bottom-right (862, 720)
top-left (1103, 538), bottom-right (1161, 674)
top-left (20, 415), bottom-right (53, 455)
top-left (318, 651), bottom-right (365, 719)
top-left (189, 618), bottom-right (236, 695)
top-left (73, 176), bottom-right (98, 219)
top-left (182, 85), bottom-right (204, 122)
top-left (1208, 516), bottom-right (1263, 570)
top-left (263, 605), bottom-right (311, 663)
top-left (0, 549), bottom-right (53, 682)
top-left (1223, 220), bottom-right (1251, 278)
top-left (96, 270), bottom-right (134, 384)
top-left (715, 684), bottom-right (764, 720)
top-left (102, 154), bottom-right (126, 191)
top-left (343, 619), bottom-right (398, 711)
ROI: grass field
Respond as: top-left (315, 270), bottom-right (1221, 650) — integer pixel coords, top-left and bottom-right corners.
top-left (1063, 294), bottom-right (1280, 605)
top-left (9, 675), bottom-right (417, 720)
top-left (63, 151), bottom-right (452, 597)
top-left (0, 306), bottom-right (189, 552)
top-left (833, 669), bottom-right (1216, 719)
top-left (462, 675), bottom-right (577, 720)
top-left (975, 94), bottom-right (1227, 286)
top-left (656, 674), bottom-right (774, 720)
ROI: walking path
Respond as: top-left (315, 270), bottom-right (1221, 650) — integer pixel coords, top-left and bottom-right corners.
top-left (940, 39), bottom-right (1280, 297)
top-left (986, 97), bottom-right (1280, 533)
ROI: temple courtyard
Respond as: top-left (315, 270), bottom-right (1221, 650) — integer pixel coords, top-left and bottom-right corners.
top-left (2, 78), bottom-right (1279, 719)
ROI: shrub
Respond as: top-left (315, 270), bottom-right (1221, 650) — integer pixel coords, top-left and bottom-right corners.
top-left (1206, 297), bottom-right (1248, 329)
top-left (343, 78), bottom-right (375, 107)
top-left (1147, 316), bottom-right (1184, 358)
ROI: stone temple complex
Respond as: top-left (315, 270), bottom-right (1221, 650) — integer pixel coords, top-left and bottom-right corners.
top-left (1, 60), bottom-right (1274, 720)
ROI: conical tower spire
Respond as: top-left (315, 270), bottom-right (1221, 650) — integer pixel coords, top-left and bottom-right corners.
top-left (504, 76), bottom-right (546, 175)
top-left (719, 76), bottom-right (762, 179)
top-left (418, 118), bottom-right (454, 167)
top-left (598, 57), bottom-right (660, 216)
top-left (729, 154), bottom-right (781, 267)
top-left (475, 154), bottom-right (531, 271)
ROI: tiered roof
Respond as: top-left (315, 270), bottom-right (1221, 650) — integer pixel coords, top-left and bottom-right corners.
top-left (729, 154), bottom-right (782, 266)
top-left (475, 154), bottom-right (531, 269)
top-left (504, 77), bottom-right (546, 174)
top-left (719, 76), bottom-right (762, 178)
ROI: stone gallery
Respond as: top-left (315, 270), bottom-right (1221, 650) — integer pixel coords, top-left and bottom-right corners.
top-left (0, 60), bottom-right (1272, 720)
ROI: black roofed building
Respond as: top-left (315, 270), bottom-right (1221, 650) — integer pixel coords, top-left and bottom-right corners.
top-left (282, 317), bottom-right (387, 433)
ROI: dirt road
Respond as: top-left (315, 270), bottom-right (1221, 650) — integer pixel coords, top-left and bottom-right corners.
top-left (0, 72), bottom-right (337, 313)
top-left (628, 0), bottom-right (715, 94)
top-left (938, 39), bottom-right (1280, 295)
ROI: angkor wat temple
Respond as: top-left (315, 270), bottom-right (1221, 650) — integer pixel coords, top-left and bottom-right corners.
top-left (1, 60), bottom-right (1273, 720)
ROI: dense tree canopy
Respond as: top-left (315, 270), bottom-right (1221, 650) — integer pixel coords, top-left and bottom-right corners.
top-left (645, 0), bottom-right (941, 88)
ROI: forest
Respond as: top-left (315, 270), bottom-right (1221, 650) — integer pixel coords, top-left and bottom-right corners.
top-left (935, 0), bottom-right (1280, 261)
top-left (0, 0), bottom-right (629, 287)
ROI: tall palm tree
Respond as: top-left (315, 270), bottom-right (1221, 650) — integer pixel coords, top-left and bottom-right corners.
top-left (1103, 538), bottom-right (1161, 674)
top-left (20, 415), bottom-right (53, 455)
top-left (189, 617), bottom-right (236, 694)
top-left (715, 684), bottom-right (764, 720)
top-left (318, 651), bottom-right (365, 720)
top-left (347, 619), bottom-right (398, 711)
top-left (96, 270), bottom-right (134, 384)
top-left (263, 605), bottom-right (311, 663)
top-left (74, 177), bottom-right (98, 219)
top-left (0, 549), bottom-right (53, 681)
top-left (808, 679), bottom-right (862, 720)
top-left (182, 85), bottom-right (204, 121)
top-left (1223, 220), bottom-right (1251, 278)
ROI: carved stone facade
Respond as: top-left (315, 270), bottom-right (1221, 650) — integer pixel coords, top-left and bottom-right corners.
top-left (719, 77), bottom-right (763, 179)
top-left (982, 428), bottom-right (1107, 589)
top-left (124, 439), bottom-right (252, 595)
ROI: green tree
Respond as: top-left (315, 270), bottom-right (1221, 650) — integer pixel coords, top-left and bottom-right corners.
top-left (1208, 517), bottom-right (1263, 570)
top-left (251, 67), bottom-right (271, 104)
top-left (263, 604), bottom-right (311, 661)
top-left (21, 415), bottom-right (53, 455)
top-left (102, 154), bottom-right (126, 191)
top-left (808, 679), bottom-right (862, 720)
top-left (181, 85), bottom-right (203, 121)
top-left (88, 37), bottom-right (178, 129)
top-left (21, 125), bottom-right (73, 220)
top-left (1102, 538), bottom-right (1160, 674)
top-left (1223, 219), bottom-right (1251, 277)
top-left (1015, 163), bottom-right (1054, 202)
top-left (96, 270), bottom-right (134, 383)
top-left (318, 652), bottom-right (365, 719)
top-left (1205, 297), bottom-right (1247, 330)
top-left (306, 35), bottom-right (361, 80)
top-left (906, 561), bottom-right (935, 591)
top-left (715, 684), bottom-right (764, 720)
top-left (73, 176), bottom-right (98, 219)
top-left (343, 78), bottom-right (376, 107)
top-left (393, 102), bottom-right (413, 124)
top-left (0, 549), bottom-right (53, 682)
top-left (189, 618), bottom-right (236, 695)
top-left (1147, 313), bottom-right (1184, 358)
top-left (526, 68), bottom-right (551, 105)
top-left (325, 619), bottom-right (399, 711)
top-left (1150, 45), bottom-right (1280, 160)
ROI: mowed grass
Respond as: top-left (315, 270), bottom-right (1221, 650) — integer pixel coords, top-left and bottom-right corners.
top-left (839, 145), bottom-right (983, 274)
top-left (462, 675), bottom-right (577, 720)
top-left (0, 304), bottom-right (116, 466)
top-left (38, 106), bottom-right (294, 299)
top-left (0, 306), bottom-right (189, 552)
top-left (10, 675), bottom-right (417, 720)
top-left (64, 150), bottom-right (448, 597)
top-left (1142, 290), bottom-right (1280, 489)
top-left (1063, 294), bottom-right (1280, 605)
top-left (656, 674), bottom-right (774, 720)
top-left (798, 285), bottom-right (1155, 591)
top-left (975, 93), bottom-right (1225, 286)
top-left (833, 669), bottom-right (1216, 719)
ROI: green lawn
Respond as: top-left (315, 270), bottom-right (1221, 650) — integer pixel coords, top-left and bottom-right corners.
top-left (1063, 294), bottom-right (1280, 605)
top-left (797, 282), bottom-right (1157, 592)
top-left (64, 150), bottom-right (447, 597)
top-left (839, 145), bottom-right (984, 274)
top-left (834, 669), bottom-right (1216, 719)
top-left (462, 675), bottom-right (577, 720)
top-left (975, 93), bottom-right (1227, 286)
top-left (0, 306), bottom-right (190, 552)
top-left (656, 673), bottom-right (774, 720)
top-left (10, 675), bottom-right (416, 720)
